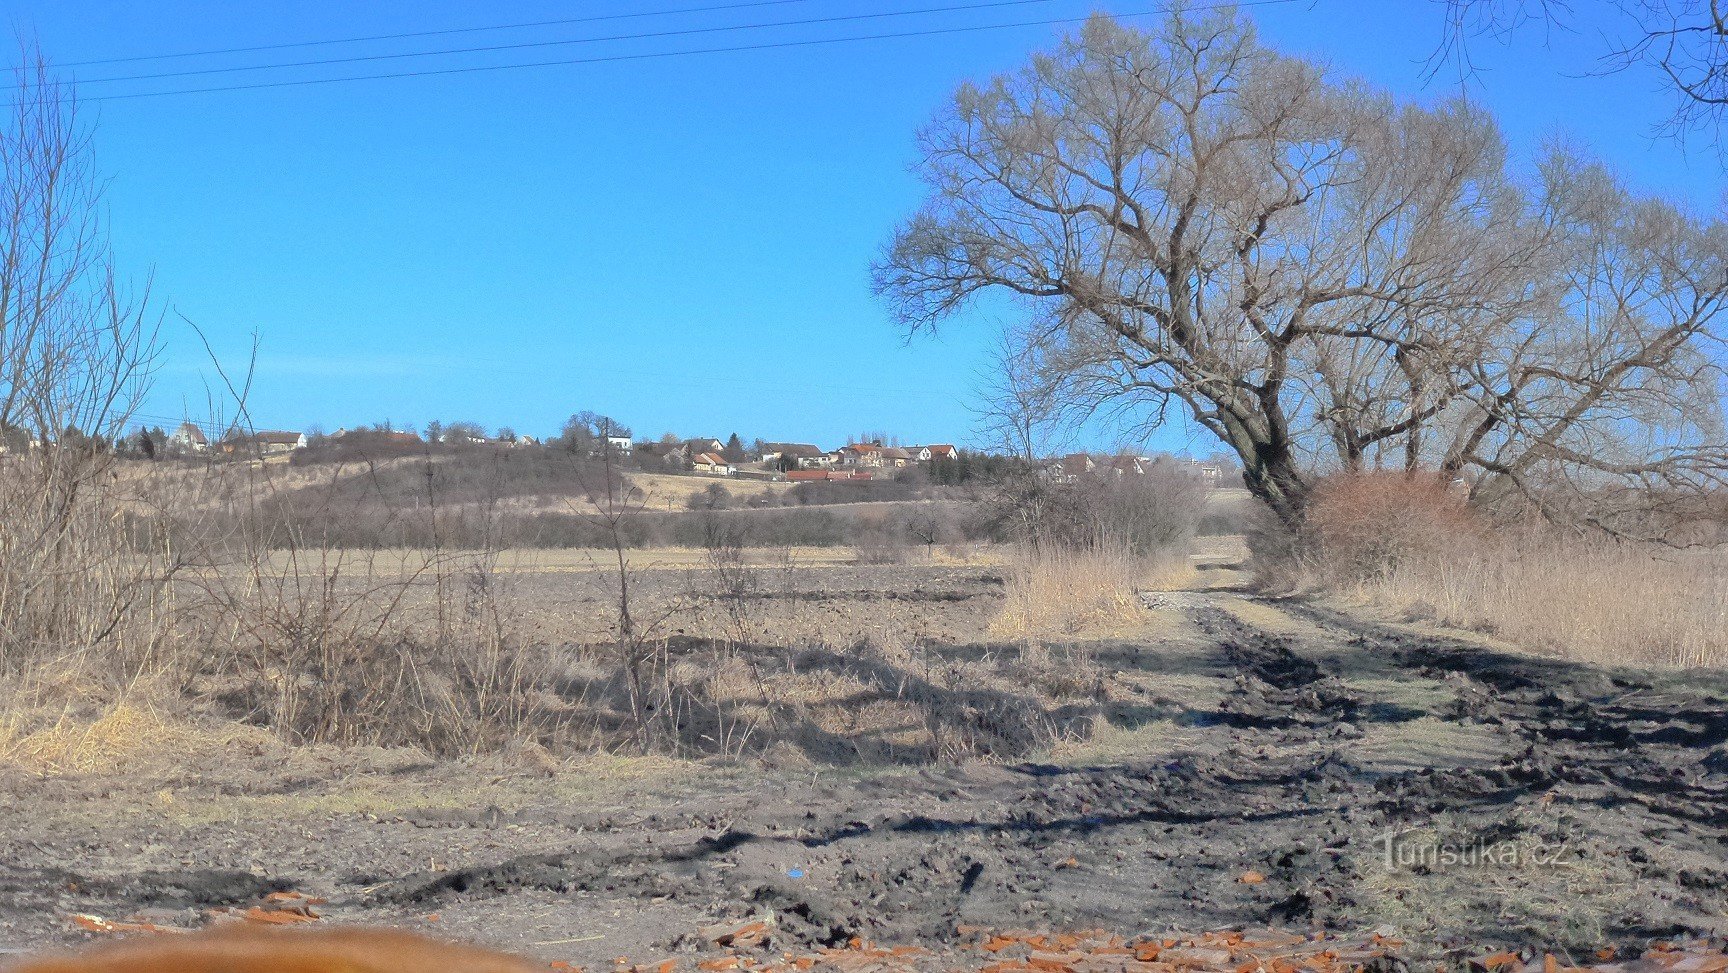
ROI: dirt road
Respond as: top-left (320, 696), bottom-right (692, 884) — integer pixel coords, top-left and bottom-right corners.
top-left (4, 587), bottom-right (1727, 968)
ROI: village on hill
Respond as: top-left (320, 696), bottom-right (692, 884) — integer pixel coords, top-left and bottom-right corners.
top-left (126, 418), bottom-right (1227, 487)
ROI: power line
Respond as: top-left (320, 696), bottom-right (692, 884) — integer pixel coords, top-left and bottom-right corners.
top-left (77, 0), bottom-right (1061, 85)
top-left (58, 0), bottom-right (816, 68)
top-left (52, 0), bottom-right (1302, 104)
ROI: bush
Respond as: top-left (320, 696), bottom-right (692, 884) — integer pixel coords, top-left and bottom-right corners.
top-left (999, 460), bottom-right (1207, 556)
top-left (1274, 472), bottom-right (1480, 585)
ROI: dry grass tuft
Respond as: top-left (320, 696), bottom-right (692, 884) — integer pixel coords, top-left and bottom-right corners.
top-left (991, 543), bottom-right (1169, 639)
top-left (0, 700), bottom-right (254, 775)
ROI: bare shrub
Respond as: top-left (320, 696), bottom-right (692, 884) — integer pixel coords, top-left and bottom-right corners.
top-left (185, 544), bottom-right (560, 755)
top-left (686, 483), bottom-right (733, 511)
top-left (1000, 462), bottom-right (1207, 556)
top-left (1270, 472), bottom-right (1482, 586)
top-left (0, 52), bottom-right (166, 703)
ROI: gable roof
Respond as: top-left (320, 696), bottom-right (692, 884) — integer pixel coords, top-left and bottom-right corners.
top-left (693, 452), bottom-right (727, 466)
top-left (924, 444), bottom-right (956, 458)
top-left (772, 443), bottom-right (824, 457)
top-left (1061, 453), bottom-right (1095, 476)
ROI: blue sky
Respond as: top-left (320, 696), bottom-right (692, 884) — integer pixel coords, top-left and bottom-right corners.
top-left (6, 1), bottom-right (1719, 451)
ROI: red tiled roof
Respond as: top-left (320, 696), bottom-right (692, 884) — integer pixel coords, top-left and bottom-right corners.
top-left (1061, 453), bottom-right (1094, 475)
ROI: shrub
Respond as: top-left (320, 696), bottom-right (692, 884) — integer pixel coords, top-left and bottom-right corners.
top-left (998, 460), bottom-right (1207, 556)
top-left (1283, 471), bottom-right (1480, 585)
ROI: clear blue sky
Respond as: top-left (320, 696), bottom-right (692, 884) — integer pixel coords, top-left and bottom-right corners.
top-left (7, 1), bottom-right (1719, 451)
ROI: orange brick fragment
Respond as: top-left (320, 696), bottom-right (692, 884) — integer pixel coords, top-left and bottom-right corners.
top-left (68, 914), bottom-right (183, 936)
top-left (264, 890), bottom-right (329, 906)
top-left (240, 906), bottom-right (318, 925)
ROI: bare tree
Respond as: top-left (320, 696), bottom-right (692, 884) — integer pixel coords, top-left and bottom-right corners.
top-left (0, 48), bottom-right (164, 680)
top-left (974, 326), bottom-right (1068, 462)
top-left (1435, 1), bottom-right (1728, 140)
top-left (875, 10), bottom-right (1728, 535)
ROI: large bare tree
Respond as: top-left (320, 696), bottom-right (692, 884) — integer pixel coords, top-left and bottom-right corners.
top-left (874, 9), bottom-right (1728, 533)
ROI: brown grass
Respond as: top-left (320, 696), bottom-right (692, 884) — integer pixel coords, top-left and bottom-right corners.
top-left (1276, 473), bottom-right (1728, 668)
top-left (0, 701), bottom-right (259, 775)
top-left (1345, 534), bottom-right (1728, 668)
top-left (990, 543), bottom-right (1179, 639)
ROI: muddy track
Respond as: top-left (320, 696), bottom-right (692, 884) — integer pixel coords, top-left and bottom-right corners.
top-left (358, 600), bottom-right (1728, 957)
top-left (7, 593), bottom-right (1728, 965)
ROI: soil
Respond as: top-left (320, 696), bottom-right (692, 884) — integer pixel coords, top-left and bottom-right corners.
top-left (4, 579), bottom-right (1728, 970)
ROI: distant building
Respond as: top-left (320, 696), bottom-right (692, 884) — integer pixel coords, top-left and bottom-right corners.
top-left (1049, 453), bottom-right (1095, 482)
top-left (691, 452), bottom-right (732, 476)
top-left (1189, 460), bottom-right (1224, 488)
top-left (636, 441), bottom-right (687, 467)
top-left (683, 438), bottom-right (725, 456)
top-left (786, 469), bottom-right (873, 482)
top-left (837, 442), bottom-right (886, 468)
top-left (1108, 455), bottom-right (1146, 477)
top-left (223, 430), bottom-right (307, 455)
top-left (169, 422), bottom-right (209, 453)
top-left (878, 446), bottom-right (914, 468)
top-left (764, 443), bottom-right (828, 469)
top-left (332, 428), bottom-right (421, 445)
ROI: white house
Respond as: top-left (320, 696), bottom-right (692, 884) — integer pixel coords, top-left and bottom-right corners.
top-left (692, 452), bottom-right (732, 476)
top-left (169, 422), bottom-right (209, 453)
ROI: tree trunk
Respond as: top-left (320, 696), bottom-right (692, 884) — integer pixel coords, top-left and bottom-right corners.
top-left (1241, 443), bottom-right (1311, 532)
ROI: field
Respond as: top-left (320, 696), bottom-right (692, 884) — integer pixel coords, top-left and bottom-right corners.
top-left (5, 536), bottom-right (1728, 969)
top-left (627, 472), bottom-right (798, 510)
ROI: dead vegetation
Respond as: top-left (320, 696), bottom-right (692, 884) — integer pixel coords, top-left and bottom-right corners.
top-left (1261, 472), bottom-right (1728, 668)
top-left (991, 543), bottom-right (1153, 639)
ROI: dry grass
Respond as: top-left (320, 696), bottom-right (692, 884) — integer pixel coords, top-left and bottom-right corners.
top-left (990, 543), bottom-right (1182, 639)
top-left (0, 701), bottom-right (259, 775)
top-left (626, 472), bottom-right (794, 509)
top-left (1344, 535), bottom-right (1728, 668)
top-left (1270, 473), bottom-right (1728, 669)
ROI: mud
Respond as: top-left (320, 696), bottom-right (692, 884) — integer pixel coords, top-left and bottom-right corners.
top-left (4, 592), bottom-right (1728, 968)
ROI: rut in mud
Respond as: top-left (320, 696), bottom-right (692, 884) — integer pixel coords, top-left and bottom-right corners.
top-left (5, 593), bottom-right (1728, 966)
